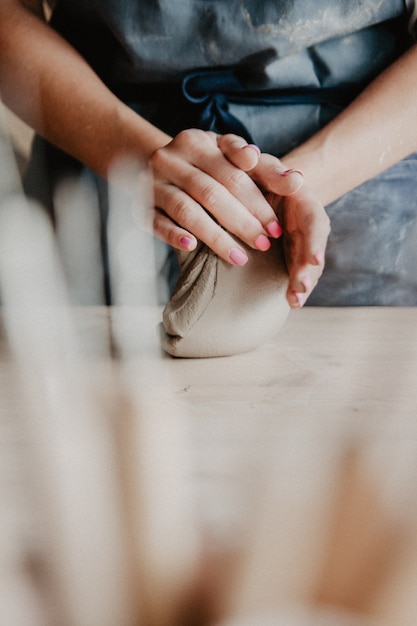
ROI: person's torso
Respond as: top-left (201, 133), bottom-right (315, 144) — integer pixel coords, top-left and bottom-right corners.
top-left (51, 0), bottom-right (410, 88)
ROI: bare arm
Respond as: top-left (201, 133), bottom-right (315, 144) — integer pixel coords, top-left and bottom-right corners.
top-left (0, 0), bottom-right (169, 176)
top-left (0, 0), bottom-right (333, 308)
top-left (1, 0), bottom-right (304, 267)
top-left (231, 42), bottom-right (417, 306)
top-left (282, 43), bottom-right (417, 207)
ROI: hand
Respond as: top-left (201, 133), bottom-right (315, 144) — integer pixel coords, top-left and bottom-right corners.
top-left (218, 134), bottom-right (330, 308)
top-left (268, 185), bottom-right (330, 308)
top-left (148, 129), bottom-right (304, 266)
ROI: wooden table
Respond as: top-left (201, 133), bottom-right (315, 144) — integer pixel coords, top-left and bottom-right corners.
top-left (2, 306), bottom-right (417, 626)
top-left (76, 306), bottom-right (417, 415)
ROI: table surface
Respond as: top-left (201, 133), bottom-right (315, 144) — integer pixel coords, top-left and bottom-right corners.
top-left (2, 305), bottom-right (417, 626)
top-left (73, 305), bottom-right (417, 424)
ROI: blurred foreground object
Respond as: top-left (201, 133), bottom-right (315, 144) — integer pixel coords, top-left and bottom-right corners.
top-left (2, 100), bottom-right (417, 626)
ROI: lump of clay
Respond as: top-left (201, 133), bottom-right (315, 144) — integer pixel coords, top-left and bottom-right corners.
top-left (159, 239), bottom-right (290, 358)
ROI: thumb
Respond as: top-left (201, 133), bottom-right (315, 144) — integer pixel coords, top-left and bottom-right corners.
top-left (216, 133), bottom-right (262, 171)
top-left (252, 152), bottom-right (304, 196)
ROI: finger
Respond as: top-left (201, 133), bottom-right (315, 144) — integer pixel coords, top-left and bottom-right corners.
top-left (217, 134), bottom-right (304, 197)
top-left (296, 198), bottom-right (331, 268)
top-left (285, 232), bottom-right (327, 308)
top-left (154, 183), bottom-right (250, 266)
top-left (276, 188), bottom-right (330, 265)
top-left (283, 228), bottom-right (306, 304)
top-left (216, 133), bottom-right (261, 171)
top-left (153, 208), bottom-right (198, 251)
top-left (251, 152), bottom-right (304, 196)
top-left (282, 211), bottom-right (330, 308)
top-left (287, 265), bottom-right (323, 308)
top-left (152, 148), bottom-right (280, 250)
top-left (153, 130), bottom-right (282, 240)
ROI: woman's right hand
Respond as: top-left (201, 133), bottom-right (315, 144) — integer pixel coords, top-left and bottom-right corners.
top-left (149, 129), bottom-right (303, 266)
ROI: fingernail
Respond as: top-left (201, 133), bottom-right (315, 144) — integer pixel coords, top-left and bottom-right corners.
top-left (246, 144), bottom-right (261, 156)
top-left (296, 292), bottom-right (307, 307)
top-left (289, 291), bottom-right (306, 308)
top-left (229, 247), bottom-right (249, 266)
top-left (281, 168), bottom-right (304, 177)
top-left (254, 234), bottom-right (271, 251)
top-left (180, 236), bottom-right (196, 250)
top-left (266, 221), bottom-right (282, 238)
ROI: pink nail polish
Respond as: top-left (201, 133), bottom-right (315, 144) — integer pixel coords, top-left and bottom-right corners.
top-left (266, 221), bottom-right (283, 238)
top-left (281, 168), bottom-right (304, 177)
top-left (229, 248), bottom-right (249, 266)
top-left (180, 236), bottom-right (196, 250)
top-left (254, 234), bottom-right (271, 251)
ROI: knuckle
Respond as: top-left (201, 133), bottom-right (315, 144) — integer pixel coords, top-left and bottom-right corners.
top-left (224, 168), bottom-right (247, 193)
top-left (175, 128), bottom-right (208, 152)
top-left (175, 129), bottom-right (194, 149)
top-left (152, 208), bottom-right (167, 234)
top-left (149, 146), bottom-right (167, 170)
top-left (199, 182), bottom-right (219, 208)
top-left (152, 208), bottom-right (185, 248)
top-left (169, 197), bottom-right (192, 226)
top-left (220, 133), bottom-right (242, 150)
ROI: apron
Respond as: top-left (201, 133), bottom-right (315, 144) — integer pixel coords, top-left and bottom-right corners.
top-left (25, 0), bottom-right (417, 305)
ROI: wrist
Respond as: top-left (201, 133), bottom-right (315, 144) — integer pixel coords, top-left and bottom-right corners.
top-left (100, 102), bottom-right (171, 177)
top-left (283, 146), bottom-right (332, 206)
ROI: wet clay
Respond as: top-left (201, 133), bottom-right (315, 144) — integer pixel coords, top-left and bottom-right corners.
top-left (160, 240), bottom-right (290, 358)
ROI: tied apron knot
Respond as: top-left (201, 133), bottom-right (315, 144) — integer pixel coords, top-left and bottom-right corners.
top-left (181, 69), bottom-right (255, 142)
top-left (112, 48), bottom-right (364, 140)
top-left (180, 47), bottom-right (363, 142)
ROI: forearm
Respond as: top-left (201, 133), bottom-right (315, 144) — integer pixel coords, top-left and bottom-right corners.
top-left (0, 1), bottom-right (170, 178)
top-left (283, 43), bottom-right (417, 207)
